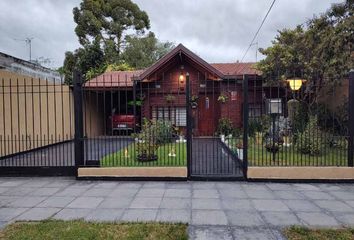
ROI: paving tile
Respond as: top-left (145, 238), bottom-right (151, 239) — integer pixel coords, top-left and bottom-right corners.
top-left (221, 199), bottom-right (254, 211)
top-left (0, 180), bottom-right (26, 187)
top-left (166, 182), bottom-right (191, 189)
top-left (85, 209), bottom-right (124, 222)
top-left (22, 180), bottom-right (52, 188)
top-left (164, 189), bottom-right (191, 198)
top-left (274, 191), bottom-right (306, 200)
top-left (53, 208), bottom-right (92, 220)
top-left (0, 196), bottom-right (19, 207)
top-left (293, 184), bottom-right (321, 191)
top-left (252, 200), bottom-right (290, 212)
top-left (29, 187), bottom-right (61, 196)
top-left (232, 227), bottom-right (282, 240)
top-left (143, 182), bottom-right (166, 189)
top-left (192, 198), bottom-right (221, 210)
top-left (0, 208), bottom-right (29, 221)
top-left (330, 191), bottom-right (354, 200)
top-left (136, 188), bottom-right (165, 198)
top-left (218, 189), bottom-right (247, 199)
top-left (121, 209), bottom-right (157, 222)
top-left (192, 182), bottom-right (216, 189)
top-left (296, 212), bottom-right (340, 227)
top-left (284, 200), bottom-right (321, 212)
top-left (0, 188), bottom-right (10, 194)
top-left (92, 182), bottom-right (118, 189)
top-left (192, 226), bottom-right (233, 240)
top-left (3, 187), bottom-right (37, 196)
top-left (37, 196), bottom-right (75, 208)
top-left (193, 189), bottom-right (219, 198)
top-left (317, 184), bottom-right (344, 191)
top-left (45, 180), bottom-right (75, 188)
top-left (109, 188), bottom-right (139, 198)
top-left (160, 198), bottom-right (191, 209)
top-left (245, 190), bottom-right (276, 199)
top-left (192, 210), bottom-right (228, 225)
top-left (266, 183), bottom-right (293, 191)
top-left (345, 200), bottom-right (354, 208)
top-left (242, 184), bottom-right (269, 192)
top-left (82, 188), bottom-right (112, 197)
top-left (98, 197), bottom-right (132, 209)
top-left (7, 196), bottom-right (46, 208)
top-left (333, 213), bottom-right (354, 226)
top-left (54, 187), bottom-right (87, 197)
top-left (226, 211), bottom-right (264, 226)
top-left (16, 208), bottom-right (60, 221)
top-left (67, 197), bottom-right (104, 209)
top-left (129, 197), bottom-right (162, 209)
top-left (116, 183), bottom-right (142, 189)
top-left (314, 200), bottom-right (353, 212)
top-left (156, 209), bottom-right (190, 223)
top-left (261, 211), bottom-right (302, 226)
top-left (302, 191), bottom-right (335, 200)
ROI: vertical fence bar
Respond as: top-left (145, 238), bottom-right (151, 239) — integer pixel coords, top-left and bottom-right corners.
top-left (73, 71), bottom-right (84, 171)
top-left (348, 69), bottom-right (354, 167)
top-left (242, 74), bottom-right (249, 178)
top-left (186, 73), bottom-right (192, 178)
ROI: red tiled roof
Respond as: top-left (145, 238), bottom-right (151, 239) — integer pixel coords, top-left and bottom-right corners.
top-left (84, 70), bottom-right (143, 88)
top-left (211, 63), bottom-right (260, 76)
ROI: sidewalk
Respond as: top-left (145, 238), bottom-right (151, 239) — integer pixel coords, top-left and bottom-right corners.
top-left (0, 177), bottom-right (354, 239)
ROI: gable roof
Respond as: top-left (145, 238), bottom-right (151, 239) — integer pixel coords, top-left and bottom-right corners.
top-left (211, 63), bottom-right (260, 76)
top-left (138, 44), bottom-right (225, 80)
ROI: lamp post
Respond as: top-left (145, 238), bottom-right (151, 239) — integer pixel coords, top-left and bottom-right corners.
top-left (266, 98), bottom-right (282, 161)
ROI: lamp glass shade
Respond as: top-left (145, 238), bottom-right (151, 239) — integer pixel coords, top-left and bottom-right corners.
top-left (266, 98), bottom-right (282, 115)
top-left (287, 79), bottom-right (303, 91)
top-left (179, 74), bottom-right (184, 83)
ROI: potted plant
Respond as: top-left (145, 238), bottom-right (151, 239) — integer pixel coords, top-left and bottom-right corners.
top-left (165, 94), bottom-right (176, 104)
top-left (190, 95), bottom-right (199, 109)
top-left (136, 142), bottom-right (158, 162)
top-left (217, 93), bottom-right (228, 103)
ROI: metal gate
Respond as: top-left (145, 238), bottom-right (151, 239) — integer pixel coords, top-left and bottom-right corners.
top-left (186, 74), bottom-right (245, 180)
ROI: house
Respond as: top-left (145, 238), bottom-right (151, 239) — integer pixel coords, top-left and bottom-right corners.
top-left (84, 44), bottom-right (262, 136)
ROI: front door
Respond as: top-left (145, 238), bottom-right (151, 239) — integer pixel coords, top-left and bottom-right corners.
top-left (197, 95), bottom-right (218, 136)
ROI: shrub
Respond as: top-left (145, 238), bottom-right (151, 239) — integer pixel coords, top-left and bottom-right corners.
top-left (137, 119), bottom-right (174, 145)
top-left (295, 116), bottom-right (323, 156)
top-left (217, 118), bottom-right (234, 136)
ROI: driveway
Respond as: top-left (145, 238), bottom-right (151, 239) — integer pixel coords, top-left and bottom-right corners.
top-left (0, 177), bottom-right (354, 239)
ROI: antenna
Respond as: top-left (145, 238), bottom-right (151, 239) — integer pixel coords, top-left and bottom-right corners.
top-left (13, 37), bottom-right (34, 61)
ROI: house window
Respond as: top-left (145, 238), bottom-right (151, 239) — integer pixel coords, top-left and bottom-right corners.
top-left (249, 103), bottom-right (262, 119)
top-left (152, 107), bottom-right (187, 126)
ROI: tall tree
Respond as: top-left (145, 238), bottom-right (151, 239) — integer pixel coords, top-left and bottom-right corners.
top-left (73, 0), bottom-right (150, 63)
top-left (122, 32), bottom-right (174, 69)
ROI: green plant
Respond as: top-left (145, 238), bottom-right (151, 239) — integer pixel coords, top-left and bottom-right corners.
top-left (128, 100), bottom-right (143, 106)
top-left (217, 93), bottom-right (228, 103)
top-left (217, 118), bottom-right (234, 136)
top-left (191, 95), bottom-right (199, 102)
top-left (136, 141), bottom-right (159, 161)
top-left (295, 116), bottom-right (323, 156)
top-left (137, 119), bottom-right (174, 145)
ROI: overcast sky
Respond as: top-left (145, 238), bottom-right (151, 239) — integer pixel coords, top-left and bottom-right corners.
top-left (0, 0), bottom-right (343, 69)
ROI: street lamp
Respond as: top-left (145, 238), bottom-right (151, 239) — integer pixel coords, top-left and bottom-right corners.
top-left (286, 79), bottom-right (306, 91)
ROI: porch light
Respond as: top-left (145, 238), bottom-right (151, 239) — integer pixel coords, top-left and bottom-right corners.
top-left (286, 79), bottom-right (306, 91)
top-left (179, 73), bottom-right (184, 84)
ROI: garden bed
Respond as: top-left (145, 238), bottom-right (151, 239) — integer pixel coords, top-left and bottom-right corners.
top-left (100, 142), bottom-right (187, 167)
top-left (225, 137), bottom-right (347, 166)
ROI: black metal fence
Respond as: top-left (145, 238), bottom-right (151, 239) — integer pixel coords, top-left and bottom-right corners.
top-left (0, 75), bottom-right (75, 176)
top-left (244, 72), bottom-right (353, 167)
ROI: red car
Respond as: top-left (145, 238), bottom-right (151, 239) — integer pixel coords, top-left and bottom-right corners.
top-left (108, 114), bottom-right (136, 132)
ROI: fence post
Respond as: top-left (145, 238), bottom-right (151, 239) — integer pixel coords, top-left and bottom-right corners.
top-left (348, 69), bottom-right (354, 167)
top-left (73, 70), bottom-right (84, 171)
top-left (242, 74), bottom-right (249, 178)
top-left (186, 73), bottom-right (192, 178)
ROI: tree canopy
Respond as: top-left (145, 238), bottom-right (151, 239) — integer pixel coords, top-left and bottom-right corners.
top-left (62, 0), bottom-right (173, 84)
top-left (257, 1), bottom-right (353, 86)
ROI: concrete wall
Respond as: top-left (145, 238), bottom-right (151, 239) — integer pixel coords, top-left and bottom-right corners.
top-left (0, 70), bottom-right (74, 156)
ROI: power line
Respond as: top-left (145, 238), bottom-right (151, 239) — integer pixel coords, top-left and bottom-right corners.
top-left (239, 0), bottom-right (276, 63)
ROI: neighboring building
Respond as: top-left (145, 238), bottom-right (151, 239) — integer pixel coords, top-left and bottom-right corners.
top-left (84, 44), bottom-right (262, 136)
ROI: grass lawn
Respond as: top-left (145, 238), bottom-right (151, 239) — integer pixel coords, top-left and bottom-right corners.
top-left (226, 138), bottom-right (348, 166)
top-left (101, 142), bottom-right (187, 167)
top-left (0, 220), bottom-right (188, 240)
top-left (284, 226), bottom-right (354, 240)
